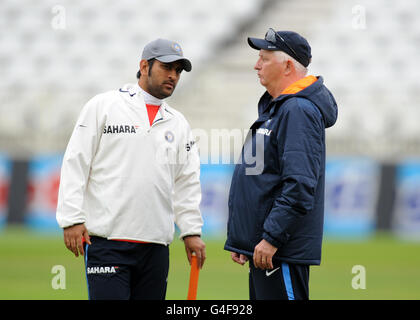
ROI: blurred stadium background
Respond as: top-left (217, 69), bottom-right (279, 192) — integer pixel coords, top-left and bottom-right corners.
top-left (1, 0), bottom-right (420, 299)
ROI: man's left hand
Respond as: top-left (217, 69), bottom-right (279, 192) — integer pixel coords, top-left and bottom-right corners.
top-left (183, 235), bottom-right (206, 269)
top-left (253, 239), bottom-right (278, 269)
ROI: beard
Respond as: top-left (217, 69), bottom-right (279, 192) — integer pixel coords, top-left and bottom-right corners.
top-left (146, 79), bottom-right (176, 99)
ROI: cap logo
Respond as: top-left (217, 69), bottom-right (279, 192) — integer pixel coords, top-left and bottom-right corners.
top-left (171, 43), bottom-right (182, 55)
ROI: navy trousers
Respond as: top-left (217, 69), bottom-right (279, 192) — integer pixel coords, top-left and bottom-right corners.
top-left (84, 236), bottom-right (169, 300)
top-left (249, 259), bottom-right (310, 300)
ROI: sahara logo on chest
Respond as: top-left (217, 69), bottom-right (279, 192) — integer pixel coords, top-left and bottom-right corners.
top-left (103, 124), bottom-right (138, 134)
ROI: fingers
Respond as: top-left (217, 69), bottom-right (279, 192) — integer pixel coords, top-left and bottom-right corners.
top-left (83, 231), bottom-right (92, 245)
top-left (231, 252), bottom-right (241, 264)
top-left (253, 242), bottom-right (276, 270)
top-left (64, 236), bottom-right (71, 252)
top-left (186, 249), bottom-right (192, 265)
top-left (184, 236), bottom-right (206, 269)
top-left (63, 234), bottom-right (73, 256)
top-left (194, 247), bottom-right (206, 269)
top-left (254, 254), bottom-right (273, 269)
top-left (253, 250), bottom-right (259, 268)
top-left (187, 248), bottom-right (205, 269)
top-left (77, 235), bottom-right (84, 257)
top-left (267, 256), bottom-right (273, 269)
top-left (63, 224), bottom-right (89, 258)
top-left (240, 254), bottom-right (249, 265)
top-left (254, 250), bottom-right (272, 269)
top-left (231, 252), bottom-right (248, 265)
top-left (70, 237), bottom-right (78, 257)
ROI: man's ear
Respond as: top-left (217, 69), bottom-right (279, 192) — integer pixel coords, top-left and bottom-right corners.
top-left (139, 59), bottom-right (149, 77)
top-left (284, 59), bottom-right (293, 75)
top-left (284, 59), bottom-right (294, 76)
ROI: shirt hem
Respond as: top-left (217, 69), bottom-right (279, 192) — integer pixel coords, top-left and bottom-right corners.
top-left (106, 236), bottom-right (170, 246)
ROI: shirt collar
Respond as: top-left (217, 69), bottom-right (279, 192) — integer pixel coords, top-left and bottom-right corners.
top-left (119, 83), bottom-right (174, 121)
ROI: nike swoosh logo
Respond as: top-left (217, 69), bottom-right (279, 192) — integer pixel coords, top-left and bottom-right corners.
top-left (265, 267), bottom-right (281, 277)
top-left (79, 125), bottom-right (87, 128)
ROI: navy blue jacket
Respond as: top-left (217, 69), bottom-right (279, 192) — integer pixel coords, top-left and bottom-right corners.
top-left (224, 76), bottom-right (338, 265)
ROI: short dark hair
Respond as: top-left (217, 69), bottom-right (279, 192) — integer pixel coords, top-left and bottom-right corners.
top-left (136, 58), bottom-right (156, 79)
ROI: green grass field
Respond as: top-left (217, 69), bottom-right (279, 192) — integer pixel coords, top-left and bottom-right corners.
top-left (0, 226), bottom-right (419, 300)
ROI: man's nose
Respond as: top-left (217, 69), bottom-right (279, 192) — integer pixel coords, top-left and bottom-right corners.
top-left (168, 69), bottom-right (177, 80)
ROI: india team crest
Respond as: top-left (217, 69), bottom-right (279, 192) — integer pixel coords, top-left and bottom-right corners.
top-left (165, 130), bottom-right (174, 143)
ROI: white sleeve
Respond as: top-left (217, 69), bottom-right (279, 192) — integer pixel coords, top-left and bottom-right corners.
top-left (56, 96), bottom-right (102, 228)
top-left (173, 122), bottom-right (203, 239)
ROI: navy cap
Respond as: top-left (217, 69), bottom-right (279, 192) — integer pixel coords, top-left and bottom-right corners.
top-left (142, 38), bottom-right (192, 72)
top-left (248, 29), bottom-right (312, 67)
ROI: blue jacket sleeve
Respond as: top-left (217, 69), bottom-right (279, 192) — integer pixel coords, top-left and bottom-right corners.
top-left (262, 98), bottom-right (323, 248)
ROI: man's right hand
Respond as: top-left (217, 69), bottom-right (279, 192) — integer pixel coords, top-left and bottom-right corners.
top-left (63, 223), bottom-right (91, 257)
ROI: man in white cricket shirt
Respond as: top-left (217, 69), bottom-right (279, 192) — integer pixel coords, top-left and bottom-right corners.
top-left (56, 38), bottom-right (206, 300)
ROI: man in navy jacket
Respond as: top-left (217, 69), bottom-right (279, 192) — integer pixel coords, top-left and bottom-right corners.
top-left (224, 29), bottom-right (338, 300)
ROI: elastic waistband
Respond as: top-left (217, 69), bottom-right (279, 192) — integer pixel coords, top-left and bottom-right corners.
top-left (88, 236), bottom-right (149, 244)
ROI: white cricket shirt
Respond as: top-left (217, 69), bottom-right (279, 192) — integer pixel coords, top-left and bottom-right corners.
top-left (56, 83), bottom-right (203, 245)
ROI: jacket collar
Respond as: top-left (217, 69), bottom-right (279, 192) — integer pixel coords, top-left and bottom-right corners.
top-left (119, 83), bottom-right (174, 122)
top-left (257, 75), bottom-right (321, 117)
top-left (281, 75), bottom-right (317, 95)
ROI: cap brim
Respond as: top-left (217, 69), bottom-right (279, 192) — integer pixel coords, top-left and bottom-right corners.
top-left (247, 37), bottom-right (279, 51)
top-left (156, 55), bottom-right (192, 72)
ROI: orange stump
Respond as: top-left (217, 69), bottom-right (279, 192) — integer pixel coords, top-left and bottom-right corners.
top-left (187, 253), bottom-right (200, 300)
